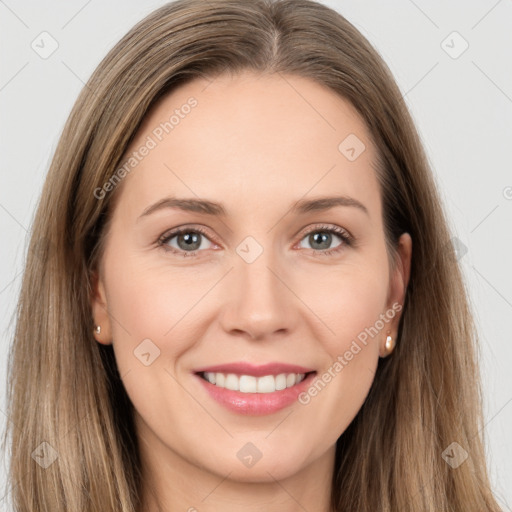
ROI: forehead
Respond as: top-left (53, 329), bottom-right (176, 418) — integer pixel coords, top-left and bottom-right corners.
top-left (115, 70), bottom-right (381, 220)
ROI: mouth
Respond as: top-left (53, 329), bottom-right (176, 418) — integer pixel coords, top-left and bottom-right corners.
top-left (192, 364), bottom-right (317, 415)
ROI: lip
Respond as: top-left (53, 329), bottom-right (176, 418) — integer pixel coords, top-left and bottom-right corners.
top-left (193, 370), bottom-right (317, 416)
top-left (193, 362), bottom-right (316, 377)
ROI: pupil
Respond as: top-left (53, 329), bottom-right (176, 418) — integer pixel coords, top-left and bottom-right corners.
top-left (179, 232), bottom-right (200, 250)
top-left (311, 232), bottom-right (331, 250)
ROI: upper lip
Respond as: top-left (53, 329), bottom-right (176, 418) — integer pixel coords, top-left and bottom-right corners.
top-left (194, 362), bottom-right (316, 377)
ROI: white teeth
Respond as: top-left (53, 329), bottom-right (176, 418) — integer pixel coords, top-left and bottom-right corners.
top-left (202, 372), bottom-right (307, 393)
top-left (224, 373), bottom-right (239, 391)
top-left (240, 375), bottom-right (257, 393)
top-left (275, 374), bottom-right (287, 390)
top-left (257, 375), bottom-right (275, 393)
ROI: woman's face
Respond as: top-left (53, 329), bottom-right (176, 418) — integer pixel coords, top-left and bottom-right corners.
top-left (92, 70), bottom-right (411, 485)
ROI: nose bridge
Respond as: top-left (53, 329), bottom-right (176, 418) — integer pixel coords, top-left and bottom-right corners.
top-left (221, 235), bottom-right (295, 338)
top-left (239, 249), bottom-right (280, 301)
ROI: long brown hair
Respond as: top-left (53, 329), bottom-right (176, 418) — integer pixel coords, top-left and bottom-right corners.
top-left (2, 0), bottom-right (503, 510)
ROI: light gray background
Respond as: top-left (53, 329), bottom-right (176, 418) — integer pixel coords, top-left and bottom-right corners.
top-left (1, 0), bottom-right (511, 510)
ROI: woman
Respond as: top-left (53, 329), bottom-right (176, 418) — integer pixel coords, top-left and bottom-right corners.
top-left (3, 0), bottom-right (503, 510)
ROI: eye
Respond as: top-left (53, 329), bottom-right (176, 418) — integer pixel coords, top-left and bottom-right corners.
top-left (158, 225), bottom-right (215, 257)
top-left (157, 223), bottom-right (354, 258)
top-left (296, 224), bottom-right (353, 256)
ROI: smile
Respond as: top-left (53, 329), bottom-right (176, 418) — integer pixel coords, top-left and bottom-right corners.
top-left (193, 363), bottom-right (318, 415)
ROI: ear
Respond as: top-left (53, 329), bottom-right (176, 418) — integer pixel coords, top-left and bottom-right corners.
top-left (90, 269), bottom-right (113, 345)
top-left (380, 232), bottom-right (412, 357)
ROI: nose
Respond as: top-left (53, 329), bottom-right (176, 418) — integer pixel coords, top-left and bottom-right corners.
top-left (218, 248), bottom-right (299, 341)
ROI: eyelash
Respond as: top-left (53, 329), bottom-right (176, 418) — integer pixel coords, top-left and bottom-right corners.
top-left (157, 224), bottom-right (354, 258)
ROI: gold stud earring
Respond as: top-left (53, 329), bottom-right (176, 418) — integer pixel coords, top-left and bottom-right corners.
top-left (94, 325), bottom-right (101, 335)
top-left (384, 333), bottom-right (395, 356)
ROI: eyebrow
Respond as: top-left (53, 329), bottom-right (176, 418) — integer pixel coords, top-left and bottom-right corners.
top-left (137, 195), bottom-right (369, 220)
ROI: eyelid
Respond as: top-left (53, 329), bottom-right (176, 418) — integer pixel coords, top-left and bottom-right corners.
top-left (158, 224), bottom-right (215, 242)
top-left (294, 223), bottom-right (354, 244)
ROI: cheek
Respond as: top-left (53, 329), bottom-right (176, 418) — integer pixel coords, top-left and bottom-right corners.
top-left (102, 256), bottom-right (208, 422)
top-left (295, 267), bottom-right (389, 439)
top-left (104, 252), bottom-right (216, 359)
top-left (305, 260), bottom-right (390, 357)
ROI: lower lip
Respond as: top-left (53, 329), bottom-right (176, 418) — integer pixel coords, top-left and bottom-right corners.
top-left (194, 372), bottom-right (317, 416)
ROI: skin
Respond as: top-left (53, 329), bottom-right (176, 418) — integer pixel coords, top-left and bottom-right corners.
top-left (91, 70), bottom-right (412, 512)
